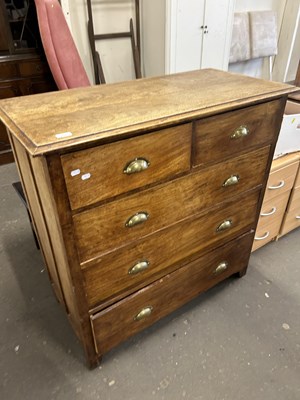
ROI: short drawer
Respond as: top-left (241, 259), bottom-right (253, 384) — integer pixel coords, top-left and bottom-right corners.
top-left (263, 160), bottom-right (299, 203)
top-left (82, 190), bottom-right (259, 307)
top-left (61, 124), bottom-right (192, 210)
top-left (90, 232), bottom-right (254, 355)
top-left (193, 99), bottom-right (284, 167)
top-left (74, 147), bottom-right (269, 261)
top-left (256, 191), bottom-right (289, 231)
top-left (18, 60), bottom-right (49, 77)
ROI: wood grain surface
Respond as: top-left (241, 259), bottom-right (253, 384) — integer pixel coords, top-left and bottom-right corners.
top-left (0, 69), bottom-right (295, 155)
top-left (82, 189), bottom-right (259, 308)
top-left (62, 124), bottom-right (192, 209)
top-left (90, 232), bottom-right (255, 355)
top-left (74, 147), bottom-right (269, 262)
top-left (194, 99), bottom-right (285, 166)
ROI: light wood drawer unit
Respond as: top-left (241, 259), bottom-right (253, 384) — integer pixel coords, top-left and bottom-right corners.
top-left (263, 156), bottom-right (299, 203)
top-left (294, 162), bottom-right (300, 188)
top-left (0, 69), bottom-right (294, 367)
top-left (62, 124), bottom-right (192, 209)
top-left (193, 100), bottom-right (283, 167)
top-left (280, 186), bottom-right (300, 236)
top-left (253, 153), bottom-right (300, 250)
top-left (252, 191), bottom-right (290, 251)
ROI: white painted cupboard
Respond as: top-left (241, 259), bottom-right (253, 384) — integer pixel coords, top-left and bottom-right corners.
top-left (141, 0), bottom-right (235, 77)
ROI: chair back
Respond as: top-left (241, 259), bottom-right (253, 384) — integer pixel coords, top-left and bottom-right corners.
top-left (35, 0), bottom-right (90, 89)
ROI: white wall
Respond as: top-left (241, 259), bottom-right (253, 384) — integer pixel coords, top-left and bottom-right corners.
top-left (229, 0), bottom-right (286, 79)
top-left (66, 0), bottom-right (137, 84)
top-left (140, 0), bottom-right (165, 77)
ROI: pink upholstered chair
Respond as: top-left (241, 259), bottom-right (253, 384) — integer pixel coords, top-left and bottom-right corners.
top-left (35, 0), bottom-right (90, 90)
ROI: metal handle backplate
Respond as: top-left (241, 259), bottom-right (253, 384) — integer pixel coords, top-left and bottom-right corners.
top-left (231, 125), bottom-right (249, 139)
top-left (125, 211), bottom-right (149, 228)
top-left (214, 261), bottom-right (228, 275)
top-left (123, 158), bottom-right (150, 174)
top-left (223, 175), bottom-right (240, 187)
top-left (134, 306), bottom-right (153, 321)
top-left (216, 219), bottom-right (233, 232)
top-left (128, 260), bottom-right (149, 275)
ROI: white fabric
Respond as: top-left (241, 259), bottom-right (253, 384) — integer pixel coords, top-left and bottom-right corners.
top-left (249, 11), bottom-right (278, 58)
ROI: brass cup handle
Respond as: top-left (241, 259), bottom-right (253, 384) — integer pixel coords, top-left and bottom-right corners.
top-left (134, 306), bottom-right (153, 321)
top-left (125, 211), bottom-right (149, 228)
top-left (214, 261), bottom-right (228, 275)
top-left (231, 125), bottom-right (249, 139)
top-left (123, 158), bottom-right (150, 174)
top-left (268, 181), bottom-right (285, 190)
top-left (223, 175), bottom-right (240, 187)
top-left (216, 219), bottom-right (233, 232)
top-left (255, 231), bottom-right (270, 241)
top-left (128, 260), bottom-right (149, 275)
top-left (261, 207), bottom-right (276, 216)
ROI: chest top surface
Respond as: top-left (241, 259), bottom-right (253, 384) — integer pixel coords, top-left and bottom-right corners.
top-left (0, 69), bottom-right (295, 156)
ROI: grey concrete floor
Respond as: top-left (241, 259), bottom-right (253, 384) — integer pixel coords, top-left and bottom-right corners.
top-left (0, 162), bottom-right (300, 400)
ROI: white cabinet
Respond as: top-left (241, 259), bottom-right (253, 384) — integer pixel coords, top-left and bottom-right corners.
top-left (142, 0), bottom-right (235, 77)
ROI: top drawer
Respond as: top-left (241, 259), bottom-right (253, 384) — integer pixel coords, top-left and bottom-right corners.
top-left (193, 100), bottom-right (284, 167)
top-left (61, 124), bottom-right (192, 209)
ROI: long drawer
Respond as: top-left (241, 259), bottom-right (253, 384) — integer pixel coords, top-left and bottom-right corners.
top-left (193, 100), bottom-right (283, 167)
top-left (61, 124), bottom-right (192, 209)
top-left (75, 147), bottom-right (269, 262)
top-left (83, 190), bottom-right (259, 307)
top-left (90, 232), bottom-right (254, 355)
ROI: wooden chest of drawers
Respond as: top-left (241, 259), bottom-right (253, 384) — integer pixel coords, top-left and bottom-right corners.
top-left (0, 69), bottom-right (294, 367)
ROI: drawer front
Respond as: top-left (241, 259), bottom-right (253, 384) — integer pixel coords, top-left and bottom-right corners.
top-left (252, 219), bottom-right (281, 251)
top-left (294, 164), bottom-right (300, 189)
top-left (263, 161), bottom-right (299, 203)
top-left (287, 186), bottom-right (300, 211)
top-left (30, 78), bottom-right (56, 94)
top-left (194, 100), bottom-right (284, 167)
top-left (90, 232), bottom-right (254, 355)
top-left (280, 207), bottom-right (300, 236)
top-left (62, 124), bottom-right (192, 210)
top-left (280, 187), bottom-right (300, 236)
top-left (75, 147), bottom-right (270, 261)
top-left (256, 191), bottom-right (289, 231)
top-left (18, 60), bottom-right (49, 77)
top-left (83, 190), bottom-right (259, 307)
top-left (0, 62), bottom-right (18, 79)
top-left (0, 82), bottom-right (21, 98)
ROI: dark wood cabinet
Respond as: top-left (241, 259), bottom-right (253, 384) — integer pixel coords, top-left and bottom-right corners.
top-left (0, 0), bottom-right (56, 165)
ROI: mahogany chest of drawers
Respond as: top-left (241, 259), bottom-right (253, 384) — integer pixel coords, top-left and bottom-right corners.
top-left (0, 69), bottom-right (294, 367)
